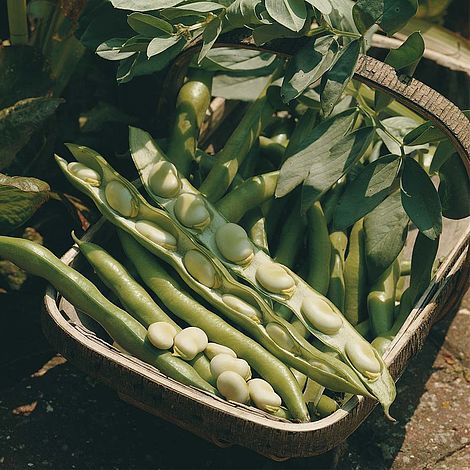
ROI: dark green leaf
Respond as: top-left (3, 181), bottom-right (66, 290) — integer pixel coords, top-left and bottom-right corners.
top-left (96, 38), bottom-right (136, 61)
top-left (301, 126), bottom-right (375, 209)
top-left (438, 153), bottom-right (470, 220)
top-left (364, 190), bottom-right (409, 282)
top-left (111, 0), bottom-right (185, 11)
top-left (305, 0), bottom-right (332, 15)
top-left (277, 108), bottom-right (357, 197)
top-left (376, 32), bottom-right (424, 111)
top-left (253, 23), bottom-right (302, 45)
top-left (281, 36), bottom-right (338, 103)
top-left (265, 0), bottom-right (307, 32)
top-left (334, 154), bottom-right (401, 229)
top-left (401, 157), bottom-right (442, 239)
top-left (198, 15), bottom-right (223, 62)
top-left (429, 140), bottom-right (454, 174)
top-left (0, 174), bottom-right (50, 233)
top-left (212, 74), bottom-right (272, 101)
top-left (320, 39), bottom-right (361, 116)
top-left (127, 12), bottom-right (174, 35)
top-left (226, 0), bottom-right (265, 28)
top-left (147, 35), bottom-right (182, 58)
top-left (0, 97), bottom-right (63, 171)
top-left (353, 0), bottom-right (418, 35)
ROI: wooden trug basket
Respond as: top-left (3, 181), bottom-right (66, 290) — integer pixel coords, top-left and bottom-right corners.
top-left (43, 54), bottom-right (470, 460)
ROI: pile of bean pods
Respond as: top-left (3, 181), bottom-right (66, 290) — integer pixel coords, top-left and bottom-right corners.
top-left (0, 72), bottom-right (434, 423)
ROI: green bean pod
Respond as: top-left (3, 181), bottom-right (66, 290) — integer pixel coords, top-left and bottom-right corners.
top-left (56, 145), bottom-right (371, 399)
top-left (327, 231), bottom-right (348, 311)
top-left (0, 236), bottom-right (217, 394)
top-left (306, 201), bottom-right (331, 295)
top-left (216, 171), bottom-right (279, 223)
top-left (118, 230), bottom-right (310, 423)
top-left (129, 127), bottom-right (397, 417)
top-left (73, 236), bottom-right (215, 385)
top-left (343, 219), bottom-right (368, 326)
top-left (166, 69), bottom-right (213, 176)
top-left (241, 208), bottom-right (270, 254)
top-left (368, 260), bottom-right (400, 338)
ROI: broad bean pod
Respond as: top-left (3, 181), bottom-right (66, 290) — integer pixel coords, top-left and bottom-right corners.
top-left (129, 127), bottom-right (396, 417)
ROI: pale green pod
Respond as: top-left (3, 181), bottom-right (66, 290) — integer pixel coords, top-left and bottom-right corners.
top-left (290, 368), bottom-right (307, 389)
top-left (301, 296), bottom-right (343, 335)
top-left (255, 263), bottom-right (296, 298)
top-left (67, 162), bottom-right (101, 186)
top-left (217, 371), bottom-right (250, 404)
top-left (105, 180), bottom-right (139, 217)
top-left (221, 294), bottom-right (263, 323)
top-left (183, 250), bottom-right (220, 288)
top-left (148, 161), bottom-right (181, 198)
top-left (135, 220), bottom-right (178, 251)
top-left (174, 193), bottom-right (211, 231)
top-left (345, 341), bottom-right (382, 381)
top-left (248, 378), bottom-right (282, 413)
top-left (205, 343), bottom-right (237, 360)
top-left (215, 223), bottom-right (254, 265)
top-left (147, 322), bottom-right (178, 350)
top-left (173, 327), bottom-right (208, 361)
top-left (265, 323), bottom-right (296, 353)
top-left (112, 342), bottom-right (129, 354)
top-left (210, 354), bottom-right (252, 381)
top-left (303, 378), bottom-right (325, 406)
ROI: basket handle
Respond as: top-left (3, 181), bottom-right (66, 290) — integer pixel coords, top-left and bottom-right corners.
top-left (166, 43), bottom-right (470, 177)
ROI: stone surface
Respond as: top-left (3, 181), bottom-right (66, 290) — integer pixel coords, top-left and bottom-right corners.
top-left (0, 292), bottom-right (469, 469)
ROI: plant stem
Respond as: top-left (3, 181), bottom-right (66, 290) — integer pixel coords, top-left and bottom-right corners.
top-left (7, 0), bottom-right (28, 45)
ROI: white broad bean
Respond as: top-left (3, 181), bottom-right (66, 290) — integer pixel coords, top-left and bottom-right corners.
top-left (105, 180), bottom-right (138, 217)
top-left (173, 327), bottom-right (208, 361)
top-left (148, 161), bottom-right (181, 198)
top-left (135, 220), bottom-right (177, 251)
top-left (215, 223), bottom-right (254, 265)
top-left (183, 250), bottom-right (219, 288)
top-left (265, 323), bottom-right (296, 353)
top-left (255, 263), bottom-right (295, 297)
top-left (216, 371), bottom-right (250, 404)
top-left (248, 378), bottom-right (282, 413)
top-left (210, 354), bottom-right (251, 381)
top-left (300, 296), bottom-right (343, 335)
top-left (68, 162), bottom-right (101, 186)
top-left (221, 294), bottom-right (263, 323)
top-left (147, 322), bottom-right (178, 350)
top-left (345, 340), bottom-right (382, 381)
top-left (205, 343), bottom-right (237, 360)
top-left (174, 193), bottom-right (211, 231)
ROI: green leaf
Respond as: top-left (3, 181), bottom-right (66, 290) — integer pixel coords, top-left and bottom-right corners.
top-left (429, 140), bottom-right (454, 174)
top-left (320, 39), bottom-right (361, 116)
top-left (276, 108), bottom-right (357, 197)
top-left (111, 0), bottom-right (185, 11)
top-left (438, 153), bottom-right (470, 220)
top-left (305, 0), bottom-right (332, 15)
top-left (364, 190), bottom-right (409, 282)
top-left (252, 23), bottom-right (302, 45)
top-left (212, 74), bottom-right (272, 101)
top-left (301, 126), bottom-right (375, 209)
top-left (226, 0), bottom-right (265, 27)
top-left (147, 34), bottom-right (183, 58)
top-left (353, 0), bottom-right (418, 35)
top-left (400, 157), bottom-right (442, 239)
top-left (377, 116), bottom-right (422, 155)
top-left (198, 15), bottom-right (223, 63)
top-left (375, 32), bottom-right (424, 111)
top-left (127, 12), bottom-right (174, 36)
top-left (0, 174), bottom-right (50, 233)
top-left (0, 97), bottom-right (63, 171)
top-left (281, 36), bottom-right (338, 102)
top-left (96, 38), bottom-right (136, 61)
top-left (334, 154), bottom-right (401, 230)
top-left (265, 0), bottom-right (307, 32)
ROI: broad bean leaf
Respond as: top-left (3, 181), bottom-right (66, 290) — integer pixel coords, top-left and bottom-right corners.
top-left (325, 0), bottom-right (357, 32)
top-left (320, 39), bottom-right (361, 116)
top-left (364, 190), bottom-right (409, 282)
top-left (265, 0), bottom-right (307, 32)
top-left (334, 154), bottom-right (401, 229)
top-left (147, 35), bottom-right (183, 58)
top-left (301, 126), bottom-right (375, 209)
top-left (438, 153), bottom-right (470, 220)
top-left (226, 0), bottom-right (265, 27)
top-left (198, 15), bottom-right (223, 62)
top-left (111, 0), bottom-right (185, 11)
top-left (281, 36), bottom-right (338, 103)
top-left (127, 12), bottom-right (174, 35)
top-left (96, 38), bottom-right (136, 61)
top-left (353, 0), bottom-right (418, 35)
top-left (305, 0), bottom-right (332, 15)
top-left (429, 140), bottom-right (454, 174)
top-left (376, 32), bottom-right (424, 111)
top-left (0, 97), bottom-right (63, 171)
top-left (0, 174), bottom-right (50, 233)
top-left (377, 116), bottom-right (422, 155)
top-left (212, 74), bottom-right (272, 101)
top-left (401, 157), bottom-right (442, 239)
top-left (276, 108), bottom-right (357, 198)
top-left (253, 23), bottom-right (302, 45)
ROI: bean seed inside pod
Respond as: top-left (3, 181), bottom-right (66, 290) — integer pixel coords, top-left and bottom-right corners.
top-left (215, 223), bottom-right (254, 265)
top-left (173, 327), bottom-right (208, 361)
top-left (345, 340), bottom-right (382, 380)
top-left (265, 323), bottom-right (296, 353)
top-left (135, 220), bottom-right (177, 251)
top-left (217, 371), bottom-right (250, 404)
top-left (205, 343), bottom-right (237, 360)
top-left (174, 193), bottom-right (211, 231)
top-left (147, 322), bottom-right (177, 350)
top-left (300, 296), bottom-right (343, 335)
top-left (68, 162), bottom-right (101, 186)
top-left (221, 294), bottom-right (263, 323)
top-left (210, 354), bottom-right (252, 381)
top-left (248, 378), bottom-right (282, 413)
top-left (148, 161), bottom-right (181, 198)
top-left (105, 180), bottom-right (138, 217)
top-left (255, 263), bottom-right (295, 297)
top-left (183, 250), bottom-right (219, 288)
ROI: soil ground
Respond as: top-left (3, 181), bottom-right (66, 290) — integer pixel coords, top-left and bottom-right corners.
top-left (1, 286), bottom-right (469, 470)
